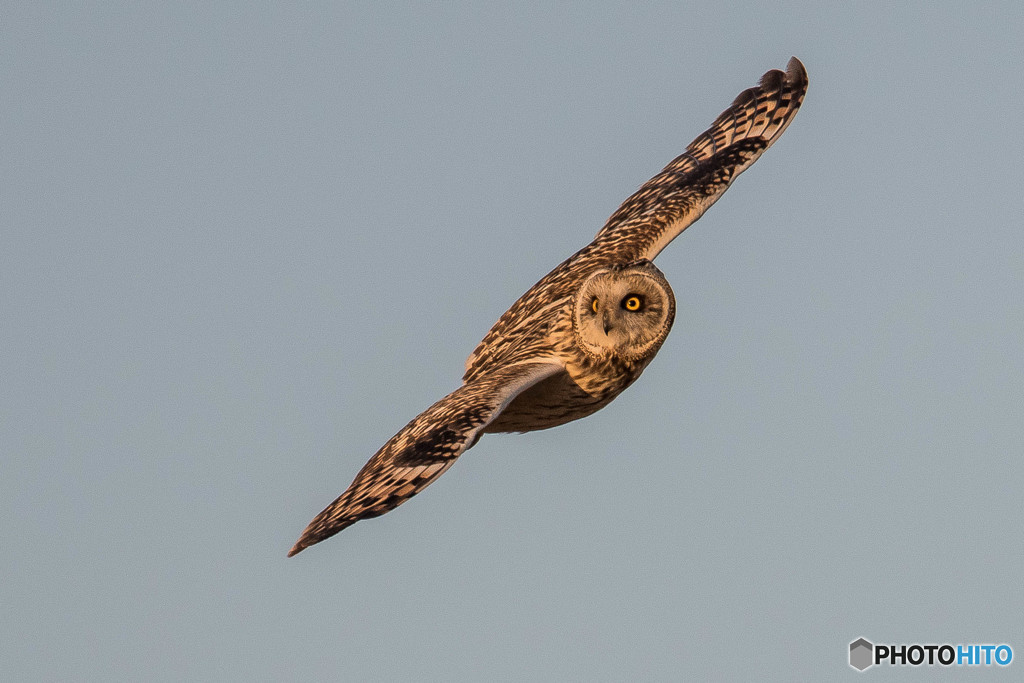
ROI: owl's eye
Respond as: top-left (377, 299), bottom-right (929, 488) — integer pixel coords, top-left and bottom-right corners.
top-left (622, 295), bottom-right (643, 311)
top-left (591, 297), bottom-right (599, 314)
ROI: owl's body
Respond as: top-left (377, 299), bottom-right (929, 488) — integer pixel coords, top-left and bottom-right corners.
top-left (289, 58), bottom-right (808, 556)
top-left (487, 262), bottom-right (674, 432)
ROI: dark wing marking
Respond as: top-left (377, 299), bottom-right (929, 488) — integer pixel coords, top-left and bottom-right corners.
top-left (591, 57), bottom-right (808, 261)
top-left (288, 362), bottom-right (563, 556)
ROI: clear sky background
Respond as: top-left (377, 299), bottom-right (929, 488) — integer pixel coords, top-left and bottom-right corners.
top-left (3, 3), bottom-right (1022, 680)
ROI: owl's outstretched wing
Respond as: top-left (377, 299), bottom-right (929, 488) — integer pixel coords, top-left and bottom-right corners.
top-left (288, 361), bottom-right (563, 556)
top-left (591, 57), bottom-right (807, 262)
top-left (463, 59), bottom-right (806, 382)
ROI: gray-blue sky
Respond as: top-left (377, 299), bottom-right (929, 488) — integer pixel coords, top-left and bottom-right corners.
top-left (3, 3), bottom-right (1022, 680)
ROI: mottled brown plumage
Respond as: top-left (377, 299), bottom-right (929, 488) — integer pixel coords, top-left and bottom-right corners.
top-left (288, 58), bottom-right (807, 556)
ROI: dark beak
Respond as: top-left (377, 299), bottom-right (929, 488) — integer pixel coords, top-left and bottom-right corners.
top-left (602, 312), bottom-right (613, 335)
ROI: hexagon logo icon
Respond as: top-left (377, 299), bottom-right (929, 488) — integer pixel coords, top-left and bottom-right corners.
top-left (850, 638), bottom-right (874, 671)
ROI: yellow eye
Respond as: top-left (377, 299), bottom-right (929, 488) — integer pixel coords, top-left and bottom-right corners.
top-left (591, 297), bottom-right (599, 314)
top-left (623, 295), bottom-right (642, 311)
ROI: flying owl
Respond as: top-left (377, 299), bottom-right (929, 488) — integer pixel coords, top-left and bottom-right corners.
top-left (288, 57), bottom-right (808, 556)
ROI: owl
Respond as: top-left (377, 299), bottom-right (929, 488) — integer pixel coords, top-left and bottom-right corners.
top-left (288, 57), bottom-right (808, 556)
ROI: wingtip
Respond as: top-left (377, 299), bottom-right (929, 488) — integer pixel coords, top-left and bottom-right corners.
top-left (756, 56), bottom-right (808, 93)
top-left (786, 56), bottom-right (808, 85)
top-left (287, 542), bottom-right (305, 557)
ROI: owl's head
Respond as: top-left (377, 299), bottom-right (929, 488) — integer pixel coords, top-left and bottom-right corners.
top-left (572, 260), bottom-right (675, 361)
